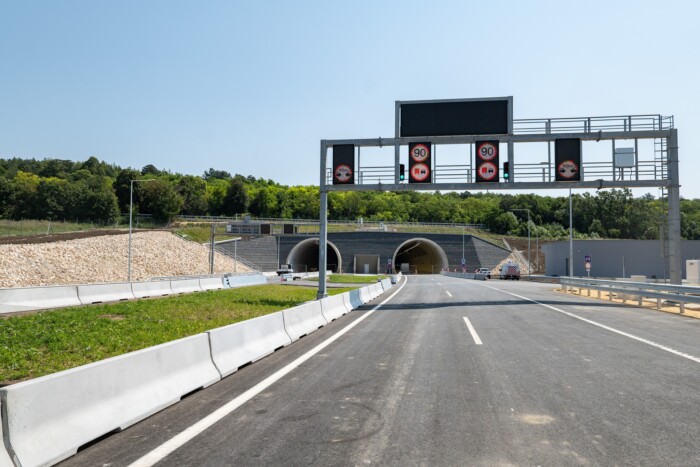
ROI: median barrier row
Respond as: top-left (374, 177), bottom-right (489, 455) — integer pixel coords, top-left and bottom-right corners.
top-left (0, 274), bottom-right (268, 314)
top-left (0, 334), bottom-right (221, 467)
top-left (0, 278), bottom-right (395, 467)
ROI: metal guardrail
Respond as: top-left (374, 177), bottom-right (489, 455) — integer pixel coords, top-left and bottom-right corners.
top-left (559, 277), bottom-right (700, 314)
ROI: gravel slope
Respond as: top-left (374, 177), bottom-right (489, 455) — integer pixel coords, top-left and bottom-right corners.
top-left (0, 231), bottom-right (250, 288)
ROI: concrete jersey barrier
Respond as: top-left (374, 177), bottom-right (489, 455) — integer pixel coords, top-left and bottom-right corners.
top-left (320, 293), bottom-right (348, 322)
top-left (359, 286), bottom-right (372, 304)
top-left (0, 334), bottom-right (221, 467)
top-left (0, 401), bottom-right (13, 467)
top-left (282, 301), bottom-right (327, 342)
top-left (169, 278), bottom-right (202, 294)
top-left (370, 283), bottom-right (383, 299)
top-left (208, 312), bottom-right (292, 378)
top-left (347, 289), bottom-right (364, 309)
top-left (0, 285), bottom-right (80, 314)
top-left (199, 277), bottom-right (224, 291)
top-left (77, 282), bottom-right (135, 304)
top-left (223, 274), bottom-right (267, 288)
top-left (131, 281), bottom-right (172, 299)
top-left (381, 278), bottom-right (392, 292)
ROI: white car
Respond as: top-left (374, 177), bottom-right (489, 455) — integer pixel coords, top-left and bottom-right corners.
top-left (476, 268), bottom-right (491, 278)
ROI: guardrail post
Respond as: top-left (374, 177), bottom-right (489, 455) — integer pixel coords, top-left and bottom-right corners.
top-left (680, 302), bottom-right (685, 314)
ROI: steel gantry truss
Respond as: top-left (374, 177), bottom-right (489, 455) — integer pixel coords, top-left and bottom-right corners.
top-left (317, 106), bottom-right (680, 298)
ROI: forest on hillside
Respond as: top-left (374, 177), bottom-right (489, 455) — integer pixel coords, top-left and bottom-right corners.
top-left (1, 156), bottom-right (699, 240)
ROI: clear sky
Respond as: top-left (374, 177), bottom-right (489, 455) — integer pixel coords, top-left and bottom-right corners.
top-left (2, 1), bottom-right (699, 198)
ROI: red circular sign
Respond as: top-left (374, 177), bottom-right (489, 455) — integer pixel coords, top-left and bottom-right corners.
top-left (477, 142), bottom-right (498, 161)
top-left (558, 160), bottom-right (579, 179)
top-left (477, 161), bottom-right (498, 181)
top-left (411, 163), bottom-right (431, 182)
top-left (334, 164), bottom-right (353, 183)
top-left (410, 144), bottom-right (430, 162)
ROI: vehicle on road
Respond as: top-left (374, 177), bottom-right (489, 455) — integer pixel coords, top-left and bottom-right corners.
top-left (499, 262), bottom-right (520, 280)
top-left (475, 268), bottom-right (491, 279)
top-left (277, 264), bottom-right (294, 275)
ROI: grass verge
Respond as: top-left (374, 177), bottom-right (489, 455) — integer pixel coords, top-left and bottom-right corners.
top-left (0, 284), bottom-right (353, 385)
top-left (307, 274), bottom-right (389, 284)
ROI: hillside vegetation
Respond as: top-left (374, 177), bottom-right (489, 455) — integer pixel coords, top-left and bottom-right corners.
top-left (2, 157), bottom-right (698, 240)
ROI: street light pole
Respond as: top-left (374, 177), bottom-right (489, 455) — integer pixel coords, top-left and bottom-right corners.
top-left (128, 179), bottom-right (156, 282)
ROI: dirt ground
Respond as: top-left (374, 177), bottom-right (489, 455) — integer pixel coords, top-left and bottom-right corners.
top-left (0, 229), bottom-right (136, 245)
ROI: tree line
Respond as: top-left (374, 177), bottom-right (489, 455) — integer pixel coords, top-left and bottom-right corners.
top-left (1, 156), bottom-right (699, 240)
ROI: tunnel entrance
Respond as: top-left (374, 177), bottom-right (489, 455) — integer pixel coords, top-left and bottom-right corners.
top-left (393, 238), bottom-right (448, 274)
top-left (286, 238), bottom-right (341, 273)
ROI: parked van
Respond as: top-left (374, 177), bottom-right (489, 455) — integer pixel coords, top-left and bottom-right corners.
top-left (499, 262), bottom-right (521, 280)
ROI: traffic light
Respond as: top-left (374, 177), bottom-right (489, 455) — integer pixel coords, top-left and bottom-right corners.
top-left (399, 164), bottom-right (405, 181)
top-left (503, 162), bottom-right (510, 180)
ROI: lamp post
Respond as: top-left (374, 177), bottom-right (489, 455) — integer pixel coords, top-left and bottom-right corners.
top-left (128, 179), bottom-right (156, 282)
top-left (511, 208), bottom-right (531, 276)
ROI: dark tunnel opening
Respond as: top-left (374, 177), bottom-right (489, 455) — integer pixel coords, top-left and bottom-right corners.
top-left (287, 239), bottom-right (341, 273)
top-left (393, 238), bottom-right (448, 274)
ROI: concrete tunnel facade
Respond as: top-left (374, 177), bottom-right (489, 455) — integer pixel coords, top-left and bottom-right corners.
top-left (274, 232), bottom-right (510, 275)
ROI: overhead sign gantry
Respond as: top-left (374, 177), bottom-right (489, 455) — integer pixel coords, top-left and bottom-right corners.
top-left (318, 97), bottom-right (680, 297)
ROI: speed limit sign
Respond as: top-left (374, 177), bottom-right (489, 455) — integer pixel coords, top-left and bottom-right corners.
top-left (476, 141), bottom-right (498, 161)
top-left (410, 143), bottom-right (430, 162)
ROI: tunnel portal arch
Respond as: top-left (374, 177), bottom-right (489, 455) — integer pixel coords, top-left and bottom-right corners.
top-left (286, 238), bottom-right (342, 273)
top-left (393, 238), bottom-right (448, 274)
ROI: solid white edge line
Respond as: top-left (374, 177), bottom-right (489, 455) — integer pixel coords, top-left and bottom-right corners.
top-left (475, 282), bottom-right (700, 364)
top-left (128, 277), bottom-right (409, 467)
top-left (462, 316), bottom-right (483, 345)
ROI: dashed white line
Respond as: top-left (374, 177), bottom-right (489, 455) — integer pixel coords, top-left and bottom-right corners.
top-left (446, 290), bottom-right (453, 297)
top-left (463, 316), bottom-right (483, 345)
top-left (128, 279), bottom-right (409, 467)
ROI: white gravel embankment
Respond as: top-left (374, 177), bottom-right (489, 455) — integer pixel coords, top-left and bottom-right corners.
top-left (0, 231), bottom-right (250, 288)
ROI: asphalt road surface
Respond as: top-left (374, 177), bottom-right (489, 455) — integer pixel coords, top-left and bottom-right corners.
top-left (62, 276), bottom-right (700, 466)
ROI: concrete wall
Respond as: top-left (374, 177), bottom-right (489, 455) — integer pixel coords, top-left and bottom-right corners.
top-left (542, 240), bottom-right (700, 279)
top-left (277, 232), bottom-right (510, 274)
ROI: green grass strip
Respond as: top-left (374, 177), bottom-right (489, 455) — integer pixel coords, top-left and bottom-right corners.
top-left (0, 284), bottom-right (353, 385)
top-left (307, 274), bottom-right (389, 284)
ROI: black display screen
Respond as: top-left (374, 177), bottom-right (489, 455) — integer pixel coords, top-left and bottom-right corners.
top-left (400, 99), bottom-right (510, 137)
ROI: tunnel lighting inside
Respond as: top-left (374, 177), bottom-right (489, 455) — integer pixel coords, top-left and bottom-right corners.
top-left (393, 238), bottom-right (448, 274)
top-left (287, 238), bottom-right (341, 273)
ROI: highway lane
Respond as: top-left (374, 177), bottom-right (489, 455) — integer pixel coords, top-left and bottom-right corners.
top-left (63, 275), bottom-right (699, 466)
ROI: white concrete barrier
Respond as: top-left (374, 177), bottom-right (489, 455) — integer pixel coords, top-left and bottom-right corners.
top-left (0, 285), bottom-right (81, 314)
top-left (77, 282), bottom-right (135, 305)
top-left (199, 277), bottom-right (224, 291)
top-left (131, 281), bottom-right (172, 299)
top-left (0, 334), bottom-right (221, 467)
top-left (339, 292), bottom-right (354, 313)
top-left (370, 283), bottom-right (383, 299)
top-left (359, 286), bottom-right (372, 304)
top-left (381, 278), bottom-right (392, 292)
top-left (282, 301), bottom-right (327, 342)
top-left (0, 401), bottom-right (13, 467)
top-left (320, 293), bottom-right (348, 322)
top-left (169, 278), bottom-right (202, 294)
top-left (348, 289), bottom-right (364, 309)
top-left (208, 312), bottom-right (291, 378)
top-left (223, 274), bottom-right (267, 288)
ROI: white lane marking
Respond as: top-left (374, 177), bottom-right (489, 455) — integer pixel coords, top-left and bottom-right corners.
top-left (128, 278), bottom-right (409, 467)
top-left (463, 317), bottom-right (483, 345)
top-left (446, 290), bottom-right (453, 297)
top-left (480, 284), bottom-right (700, 364)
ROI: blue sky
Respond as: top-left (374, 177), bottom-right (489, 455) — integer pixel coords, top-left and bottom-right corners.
top-left (1, 1), bottom-right (699, 197)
